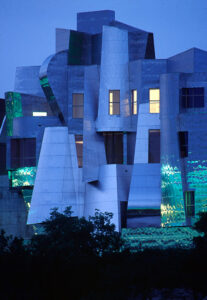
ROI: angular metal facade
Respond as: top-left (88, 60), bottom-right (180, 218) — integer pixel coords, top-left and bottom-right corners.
top-left (1, 11), bottom-right (207, 235)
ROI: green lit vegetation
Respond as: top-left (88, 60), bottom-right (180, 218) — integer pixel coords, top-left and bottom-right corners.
top-left (5, 92), bottom-right (23, 136)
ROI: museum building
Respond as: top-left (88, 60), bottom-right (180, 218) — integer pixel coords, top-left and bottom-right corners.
top-left (1, 10), bottom-right (207, 236)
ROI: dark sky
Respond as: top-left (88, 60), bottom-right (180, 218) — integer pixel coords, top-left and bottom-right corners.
top-left (1, 0), bottom-right (207, 98)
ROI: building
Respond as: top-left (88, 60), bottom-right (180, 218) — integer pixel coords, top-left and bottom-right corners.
top-left (1, 10), bottom-right (207, 236)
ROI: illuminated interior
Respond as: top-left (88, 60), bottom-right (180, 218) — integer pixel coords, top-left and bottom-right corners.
top-left (109, 90), bottom-right (120, 115)
top-left (33, 112), bottom-right (47, 117)
top-left (149, 88), bottom-right (160, 113)
top-left (132, 90), bottom-right (137, 115)
top-left (8, 167), bottom-right (37, 188)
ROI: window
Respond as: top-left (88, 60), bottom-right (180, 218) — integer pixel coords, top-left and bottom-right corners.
top-left (149, 89), bottom-right (160, 113)
top-left (131, 90), bottom-right (137, 115)
top-left (0, 143), bottom-right (6, 172)
top-left (33, 112), bottom-right (47, 117)
top-left (109, 90), bottom-right (120, 115)
top-left (104, 132), bottom-right (123, 164)
top-left (11, 138), bottom-right (36, 169)
top-left (185, 191), bottom-right (195, 217)
top-left (75, 135), bottom-right (83, 168)
top-left (73, 93), bottom-right (84, 118)
top-left (148, 130), bottom-right (160, 163)
top-left (178, 131), bottom-right (188, 158)
top-left (181, 88), bottom-right (204, 109)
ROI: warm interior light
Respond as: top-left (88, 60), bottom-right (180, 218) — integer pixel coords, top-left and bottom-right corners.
top-left (33, 112), bottom-right (47, 117)
top-left (149, 89), bottom-right (160, 101)
top-left (149, 89), bottom-right (160, 113)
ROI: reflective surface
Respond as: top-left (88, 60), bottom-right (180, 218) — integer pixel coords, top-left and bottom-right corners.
top-left (8, 167), bottom-right (37, 188)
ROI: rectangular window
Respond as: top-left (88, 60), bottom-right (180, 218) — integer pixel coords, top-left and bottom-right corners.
top-left (178, 131), bottom-right (188, 158)
top-left (75, 135), bottom-right (83, 168)
top-left (181, 87), bottom-right (204, 109)
top-left (185, 191), bottom-right (195, 217)
top-left (33, 112), bottom-right (47, 117)
top-left (149, 89), bottom-right (160, 113)
top-left (0, 143), bottom-right (6, 172)
top-left (104, 132), bottom-right (123, 164)
top-left (131, 90), bottom-right (137, 115)
top-left (109, 90), bottom-right (120, 115)
top-left (73, 93), bottom-right (84, 118)
top-left (148, 130), bottom-right (160, 163)
top-left (11, 138), bottom-right (36, 169)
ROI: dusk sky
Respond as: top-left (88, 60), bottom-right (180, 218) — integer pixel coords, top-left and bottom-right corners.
top-left (0, 0), bottom-right (207, 98)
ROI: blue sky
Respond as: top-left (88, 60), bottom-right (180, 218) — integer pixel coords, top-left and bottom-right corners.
top-left (0, 0), bottom-right (207, 97)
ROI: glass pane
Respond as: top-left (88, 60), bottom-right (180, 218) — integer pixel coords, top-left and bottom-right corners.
top-left (150, 102), bottom-right (160, 113)
top-left (181, 96), bottom-right (187, 108)
top-left (109, 90), bottom-right (120, 115)
top-left (194, 96), bottom-right (204, 108)
top-left (148, 130), bottom-right (160, 163)
top-left (73, 106), bottom-right (83, 118)
top-left (73, 94), bottom-right (84, 105)
top-left (194, 87), bottom-right (204, 95)
top-left (33, 112), bottom-right (47, 117)
top-left (149, 89), bottom-right (160, 101)
top-left (112, 103), bottom-right (120, 115)
top-left (186, 96), bottom-right (193, 108)
top-left (75, 135), bottom-right (83, 168)
top-left (132, 90), bottom-right (137, 115)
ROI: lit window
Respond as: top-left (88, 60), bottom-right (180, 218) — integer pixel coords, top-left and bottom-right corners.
top-left (73, 93), bottom-right (84, 118)
top-left (149, 89), bottom-right (160, 113)
top-left (33, 112), bottom-right (47, 117)
top-left (181, 87), bottom-right (204, 109)
top-left (75, 135), bottom-right (83, 167)
top-left (148, 130), bottom-right (160, 163)
top-left (131, 90), bottom-right (137, 115)
top-left (178, 131), bottom-right (188, 158)
top-left (109, 90), bottom-right (120, 115)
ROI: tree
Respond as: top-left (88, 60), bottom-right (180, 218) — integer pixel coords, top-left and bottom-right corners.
top-left (193, 212), bottom-right (207, 249)
top-left (28, 207), bottom-right (123, 259)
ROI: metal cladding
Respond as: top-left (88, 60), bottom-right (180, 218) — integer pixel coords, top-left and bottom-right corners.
top-left (1, 10), bottom-right (207, 235)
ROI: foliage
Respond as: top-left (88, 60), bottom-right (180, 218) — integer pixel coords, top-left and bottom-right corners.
top-left (28, 207), bottom-right (122, 258)
top-left (193, 212), bottom-right (207, 249)
top-left (0, 229), bottom-right (25, 256)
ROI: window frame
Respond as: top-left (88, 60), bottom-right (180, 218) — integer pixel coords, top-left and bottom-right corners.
top-left (109, 90), bottom-right (120, 115)
top-left (72, 93), bottom-right (84, 119)
top-left (10, 138), bottom-right (36, 169)
top-left (180, 87), bottom-right (204, 109)
top-left (131, 89), bottom-right (138, 115)
top-left (148, 129), bottom-right (160, 163)
top-left (75, 135), bottom-right (83, 168)
top-left (178, 131), bottom-right (188, 158)
top-left (149, 88), bottom-right (160, 114)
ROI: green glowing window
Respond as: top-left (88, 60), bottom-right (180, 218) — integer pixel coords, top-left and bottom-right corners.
top-left (75, 135), bottom-right (83, 168)
top-left (148, 130), bottom-right (160, 163)
top-left (178, 131), bottom-right (188, 158)
top-left (149, 89), bottom-right (160, 113)
top-left (33, 112), bottom-right (47, 117)
top-left (11, 138), bottom-right (36, 169)
top-left (181, 88), bottom-right (204, 109)
top-left (73, 94), bottom-right (84, 118)
top-left (109, 90), bottom-right (120, 115)
top-left (131, 90), bottom-right (137, 115)
top-left (185, 191), bottom-right (195, 217)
